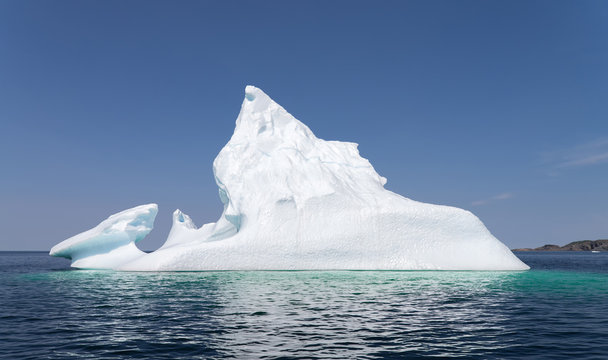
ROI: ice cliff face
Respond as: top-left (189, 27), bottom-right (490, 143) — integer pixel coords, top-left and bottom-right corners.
top-left (50, 86), bottom-right (529, 271)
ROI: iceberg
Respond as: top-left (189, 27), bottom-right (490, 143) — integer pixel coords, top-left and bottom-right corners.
top-left (50, 86), bottom-right (529, 271)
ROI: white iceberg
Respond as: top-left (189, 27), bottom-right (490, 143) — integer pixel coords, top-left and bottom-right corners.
top-left (50, 86), bottom-right (529, 271)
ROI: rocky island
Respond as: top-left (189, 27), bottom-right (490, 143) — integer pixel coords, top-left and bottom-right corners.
top-left (513, 239), bottom-right (608, 252)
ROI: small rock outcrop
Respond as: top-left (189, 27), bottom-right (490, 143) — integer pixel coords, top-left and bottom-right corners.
top-left (513, 239), bottom-right (608, 252)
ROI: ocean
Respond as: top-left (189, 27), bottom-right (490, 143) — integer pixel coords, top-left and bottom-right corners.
top-left (0, 251), bottom-right (606, 359)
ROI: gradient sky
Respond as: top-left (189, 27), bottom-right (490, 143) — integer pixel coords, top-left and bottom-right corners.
top-left (1, 0), bottom-right (607, 250)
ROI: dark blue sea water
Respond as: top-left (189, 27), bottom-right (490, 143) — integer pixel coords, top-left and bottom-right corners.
top-left (0, 252), bottom-right (606, 359)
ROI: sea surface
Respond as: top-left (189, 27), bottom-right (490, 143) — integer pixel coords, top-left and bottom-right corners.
top-left (0, 251), bottom-right (606, 359)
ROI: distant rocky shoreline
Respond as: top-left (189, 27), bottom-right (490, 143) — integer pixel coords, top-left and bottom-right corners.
top-left (513, 239), bottom-right (608, 252)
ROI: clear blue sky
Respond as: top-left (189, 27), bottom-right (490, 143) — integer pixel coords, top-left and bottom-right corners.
top-left (1, 0), bottom-right (607, 250)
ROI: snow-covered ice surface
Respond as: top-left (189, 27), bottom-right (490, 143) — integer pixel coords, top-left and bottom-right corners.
top-left (50, 86), bottom-right (529, 271)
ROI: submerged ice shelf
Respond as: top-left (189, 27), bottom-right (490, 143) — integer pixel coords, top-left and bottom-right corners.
top-left (50, 86), bottom-right (529, 271)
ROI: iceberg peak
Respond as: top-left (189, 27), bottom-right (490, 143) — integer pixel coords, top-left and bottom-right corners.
top-left (234, 85), bottom-right (314, 145)
top-left (239, 85), bottom-right (280, 123)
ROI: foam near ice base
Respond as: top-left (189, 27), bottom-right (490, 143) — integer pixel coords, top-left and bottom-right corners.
top-left (51, 86), bottom-right (529, 271)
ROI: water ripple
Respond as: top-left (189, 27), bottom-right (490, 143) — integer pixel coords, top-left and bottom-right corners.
top-left (0, 253), bottom-right (607, 359)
